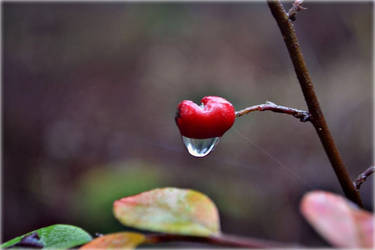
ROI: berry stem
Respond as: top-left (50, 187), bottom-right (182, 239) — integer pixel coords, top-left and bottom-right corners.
top-left (236, 101), bottom-right (310, 122)
top-left (267, 0), bottom-right (363, 207)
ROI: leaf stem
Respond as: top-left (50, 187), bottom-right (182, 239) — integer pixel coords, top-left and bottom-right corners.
top-left (145, 233), bottom-right (296, 248)
top-left (236, 101), bottom-right (311, 122)
top-left (267, 0), bottom-right (363, 207)
top-left (353, 166), bottom-right (375, 190)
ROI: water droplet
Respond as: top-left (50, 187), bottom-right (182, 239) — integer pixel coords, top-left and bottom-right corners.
top-left (182, 136), bottom-right (220, 157)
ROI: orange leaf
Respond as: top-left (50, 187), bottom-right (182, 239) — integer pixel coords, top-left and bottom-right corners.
top-left (80, 232), bottom-right (145, 249)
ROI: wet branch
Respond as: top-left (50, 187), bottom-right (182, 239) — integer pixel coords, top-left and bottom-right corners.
top-left (267, 0), bottom-right (363, 207)
top-left (354, 166), bottom-right (375, 190)
top-left (235, 101), bottom-right (310, 122)
top-left (145, 233), bottom-right (295, 248)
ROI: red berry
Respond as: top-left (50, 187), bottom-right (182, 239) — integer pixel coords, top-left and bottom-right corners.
top-left (175, 96), bottom-right (236, 139)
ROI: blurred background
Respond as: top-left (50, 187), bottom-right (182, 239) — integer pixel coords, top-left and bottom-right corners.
top-left (3, 1), bottom-right (373, 247)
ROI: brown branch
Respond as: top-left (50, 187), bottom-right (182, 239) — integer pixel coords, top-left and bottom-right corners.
top-left (267, 0), bottom-right (363, 207)
top-left (354, 166), bottom-right (375, 190)
top-left (145, 233), bottom-right (296, 248)
top-left (236, 101), bottom-right (311, 122)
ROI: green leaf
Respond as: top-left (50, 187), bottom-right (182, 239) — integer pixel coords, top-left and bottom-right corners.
top-left (80, 232), bottom-right (145, 249)
top-left (113, 187), bottom-right (221, 236)
top-left (1, 224), bottom-right (92, 249)
top-left (301, 191), bottom-right (374, 248)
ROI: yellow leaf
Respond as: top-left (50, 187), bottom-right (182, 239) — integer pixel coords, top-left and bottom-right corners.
top-left (113, 187), bottom-right (220, 236)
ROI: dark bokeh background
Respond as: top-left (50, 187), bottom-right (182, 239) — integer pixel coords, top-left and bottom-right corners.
top-left (3, 2), bottom-right (373, 247)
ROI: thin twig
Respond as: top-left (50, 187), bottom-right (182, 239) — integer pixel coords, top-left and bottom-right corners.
top-left (354, 166), bottom-right (375, 190)
top-left (236, 101), bottom-right (311, 122)
top-left (267, 0), bottom-right (363, 207)
top-left (145, 233), bottom-right (296, 248)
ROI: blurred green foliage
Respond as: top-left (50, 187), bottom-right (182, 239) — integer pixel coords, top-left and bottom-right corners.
top-left (74, 160), bottom-right (166, 233)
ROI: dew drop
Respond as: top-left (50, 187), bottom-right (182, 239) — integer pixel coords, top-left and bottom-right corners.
top-left (182, 136), bottom-right (220, 157)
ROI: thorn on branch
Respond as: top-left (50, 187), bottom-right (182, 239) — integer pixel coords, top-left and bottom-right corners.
top-left (288, 0), bottom-right (307, 21)
top-left (353, 166), bottom-right (375, 190)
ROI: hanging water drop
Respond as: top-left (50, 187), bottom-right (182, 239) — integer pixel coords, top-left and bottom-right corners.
top-left (182, 136), bottom-right (220, 157)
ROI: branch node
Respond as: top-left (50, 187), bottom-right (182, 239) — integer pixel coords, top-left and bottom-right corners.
top-left (353, 166), bottom-right (375, 190)
top-left (288, 0), bottom-right (307, 21)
